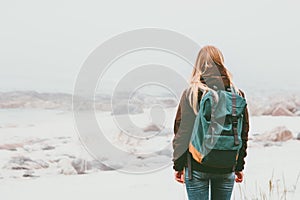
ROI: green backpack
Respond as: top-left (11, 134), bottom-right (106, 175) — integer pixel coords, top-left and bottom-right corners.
top-left (189, 88), bottom-right (247, 169)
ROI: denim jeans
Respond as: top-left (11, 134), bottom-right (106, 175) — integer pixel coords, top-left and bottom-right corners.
top-left (184, 167), bottom-right (235, 200)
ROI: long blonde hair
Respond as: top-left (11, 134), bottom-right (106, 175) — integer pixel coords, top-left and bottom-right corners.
top-left (187, 45), bottom-right (239, 114)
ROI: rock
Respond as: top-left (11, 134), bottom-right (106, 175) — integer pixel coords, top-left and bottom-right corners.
top-left (143, 124), bottom-right (161, 132)
top-left (34, 159), bottom-right (49, 169)
top-left (52, 154), bottom-right (76, 162)
top-left (295, 110), bottom-right (300, 116)
top-left (272, 106), bottom-right (295, 116)
top-left (279, 101), bottom-right (297, 112)
top-left (297, 133), bottom-right (300, 140)
top-left (263, 142), bottom-right (273, 147)
top-left (87, 160), bottom-right (115, 171)
top-left (0, 91), bottom-right (72, 110)
top-left (72, 159), bottom-right (114, 173)
top-left (255, 126), bottom-right (293, 142)
top-left (57, 158), bottom-right (77, 175)
top-left (42, 145), bottom-right (55, 150)
top-left (71, 158), bottom-right (87, 174)
top-left (23, 174), bottom-right (35, 178)
top-left (160, 99), bottom-right (177, 108)
top-left (23, 143), bottom-right (43, 152)
top-left (23, 170), bottom-right (38, 178)
top-left (263, 142), bottom-right (282, 147)
top-left (155, 148), bottom-right (172, 157)
top-left (8, 156), bottom-right (32, 165)
top-left (11, 166), bottom-right (30, 170)
top-left (0, 143), bottom-right (24, 151)
top-left (5, 156), bottom-right (49, 170)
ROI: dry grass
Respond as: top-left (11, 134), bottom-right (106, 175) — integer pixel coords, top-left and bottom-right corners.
top-left (233, 170), bottom-right (300, 200)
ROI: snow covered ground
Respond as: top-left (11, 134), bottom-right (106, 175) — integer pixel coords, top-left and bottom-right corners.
top-left (0, 109), bottom-right (299, 199)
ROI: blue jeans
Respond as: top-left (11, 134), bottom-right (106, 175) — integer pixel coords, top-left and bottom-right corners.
top-left (184, 167), bottom-right (235, 200)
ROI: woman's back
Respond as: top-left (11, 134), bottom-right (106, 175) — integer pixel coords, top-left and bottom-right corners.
top-left (172, 45), bottom-right (249, 200)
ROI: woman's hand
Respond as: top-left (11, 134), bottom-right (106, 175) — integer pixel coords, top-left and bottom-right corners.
top-left (235, 171), bottom-right (243, 183)
top-left (175, 170), bottom-right (185, 183)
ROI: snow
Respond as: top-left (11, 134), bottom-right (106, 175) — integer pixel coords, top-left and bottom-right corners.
top-left (0, 168), bottom-right (186, 200)
top-left (0, 109), bottom-right (299, 199)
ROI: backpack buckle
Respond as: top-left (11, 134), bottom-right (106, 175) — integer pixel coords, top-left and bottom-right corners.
top-left (232, 116), bottom-right (238, 126)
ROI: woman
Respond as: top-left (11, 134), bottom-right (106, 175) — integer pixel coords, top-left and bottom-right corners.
top-left (172, 45), bottom-right (249, 200)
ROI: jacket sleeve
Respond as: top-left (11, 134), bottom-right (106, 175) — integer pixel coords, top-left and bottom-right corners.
top-left (172, 93), bottom-right (186, 171)
top-left (172, 89), bottom-right (196, 171)
top-left (173, 99), bottom-right (181, 136)
top-left (235, 91), bottom-right (250, 172)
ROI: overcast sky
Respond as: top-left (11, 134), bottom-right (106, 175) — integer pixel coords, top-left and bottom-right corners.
top-left (1, 0), bottom-right (299, 94)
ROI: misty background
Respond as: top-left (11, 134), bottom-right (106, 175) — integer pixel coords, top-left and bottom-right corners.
top-left (0, 3), bottom-right (300, 197)
top-left (1, 0), bottom-right (300, 95)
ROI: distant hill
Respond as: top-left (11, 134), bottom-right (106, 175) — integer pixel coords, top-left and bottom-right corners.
top-left (1, 90), bottom-right (299, 116)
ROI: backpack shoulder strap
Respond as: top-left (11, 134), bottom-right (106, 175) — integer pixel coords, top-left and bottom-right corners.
top-left (231, 89), bottom-right (240, 146)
